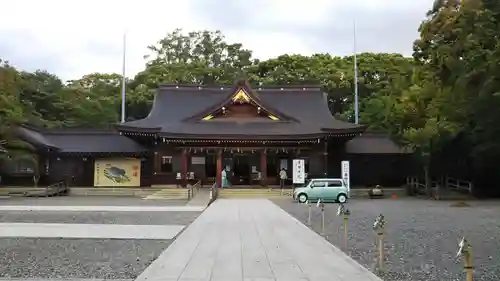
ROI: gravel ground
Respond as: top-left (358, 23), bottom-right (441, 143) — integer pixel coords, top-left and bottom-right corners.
top-left (0, 211), bottom-right (201, 225)
top-left (0, 238), bottom-right (170, 279)
top-left (273, 198), bottom-right (500, 281)
top-left (0, 197), bottom-right (202, 279)
top-left (0, 196), bottom-right (188, 206)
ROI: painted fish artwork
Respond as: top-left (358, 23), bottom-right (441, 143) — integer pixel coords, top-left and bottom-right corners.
top-left (103, 166), bottom-right (131, 183)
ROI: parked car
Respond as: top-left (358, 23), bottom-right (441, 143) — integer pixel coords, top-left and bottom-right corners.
top-left (293, 178), bottom-right (349, 203)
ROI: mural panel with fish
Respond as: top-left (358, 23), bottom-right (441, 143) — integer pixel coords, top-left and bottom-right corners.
top-left (93, 158), bottom-right (141, 186)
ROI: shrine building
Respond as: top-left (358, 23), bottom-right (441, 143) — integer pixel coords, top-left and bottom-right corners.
top-left (6, 80), bottom-right (413, 187)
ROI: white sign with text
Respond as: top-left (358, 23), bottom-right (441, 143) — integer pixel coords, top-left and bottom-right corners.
top-left (292, 159), bottom-right (305, 184)
top-left (341, 160), bottom-right (350, 190)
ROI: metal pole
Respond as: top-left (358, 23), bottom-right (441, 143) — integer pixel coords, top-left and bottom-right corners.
top-left (120, 33), bottom-right (127, 123)
top-left (353, 20), bottom-right (359, 124)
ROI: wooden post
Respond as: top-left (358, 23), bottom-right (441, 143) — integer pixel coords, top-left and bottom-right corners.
top-left (181, 149), bottom-right (188, 187)
top-left (307, 200), bottom-right (311, 225)
top-left (377, 231), bottom-right (384, 270)
top-left (457, 238), bottom-right (473, 281)
top-left (216, 150), bottom-right (222, 187)
top-left (318, 200), bottom-right (325, 235)
top-left (373, 214), bottom-right (386, 271)
top-left (323, 138), bottom-right (328, 177)
top-left (344, 216), bottom-right (349, 247)
top-left (260, 150), bottom-right (267, 187)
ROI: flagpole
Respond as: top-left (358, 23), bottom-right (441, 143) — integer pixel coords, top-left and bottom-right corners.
top-left (120, 32), bottom-right (127, 123)
top-left (353, 20), bottom-right (359, 125)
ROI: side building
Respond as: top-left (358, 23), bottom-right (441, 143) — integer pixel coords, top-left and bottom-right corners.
top-left (2, 80), bottom-right (413, 187)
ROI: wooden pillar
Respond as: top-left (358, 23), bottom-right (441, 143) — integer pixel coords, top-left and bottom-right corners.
top-left (181, 149), bottom-right (188, 187)
top-left (323, 138), bottom-right (329, 177)
top-left (216, 150), bottom-right (222, 186)
top-left (260, 150), bottom-right (267, 186)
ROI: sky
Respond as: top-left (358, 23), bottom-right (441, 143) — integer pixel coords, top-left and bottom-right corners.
top-left (0, 0), bottom-right (433, 81)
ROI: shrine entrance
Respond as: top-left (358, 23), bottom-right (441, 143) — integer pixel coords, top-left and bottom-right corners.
top-left (232, 154), bottom-right (250, 185)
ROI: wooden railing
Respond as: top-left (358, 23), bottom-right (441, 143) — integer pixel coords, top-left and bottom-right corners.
top-left (187, 180), bottom-right (201, 200)
top-left (44, 181), bottom-right (69, 197)
top-left (406, 177), bottom-right (440, 193)
top-left (406, 176), bottom-right (473, 195)
top-left (444, 176), bottom-right (473, 194)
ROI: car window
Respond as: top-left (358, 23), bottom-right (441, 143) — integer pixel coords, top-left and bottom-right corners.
top-left (311, 181), bottom-right (326, 188)
top-left (326, 180), bottom-right (343, 187)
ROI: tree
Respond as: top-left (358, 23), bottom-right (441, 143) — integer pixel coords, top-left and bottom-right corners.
top-left (412, 0), bottom-right (500, 193)
top-left (136, 29), bottom-right (256, 86)
top-left (0, 59), bottom-right (37, 177)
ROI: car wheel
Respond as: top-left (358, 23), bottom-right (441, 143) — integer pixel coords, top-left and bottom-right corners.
top-left (298, 193), bottom-right (308, 203)
top-left (337, 193), bottom-right (347, 203)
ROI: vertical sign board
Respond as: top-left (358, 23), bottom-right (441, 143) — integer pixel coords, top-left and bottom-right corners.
top-left (293, 159), bottom-right (305, 184)
top-left (341, 160), bottom-right (350, 190)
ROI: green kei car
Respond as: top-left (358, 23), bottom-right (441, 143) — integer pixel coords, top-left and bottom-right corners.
top-left (293, 178), bottom-right (349, 203)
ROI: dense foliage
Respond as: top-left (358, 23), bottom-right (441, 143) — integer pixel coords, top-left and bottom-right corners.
top-left (1, 0), bottom-right (500, 194)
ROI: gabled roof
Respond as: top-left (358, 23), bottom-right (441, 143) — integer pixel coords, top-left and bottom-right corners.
top-left (116, 81), bottom-right (366, 139)
top-left (16, 125), bottom-right (146, 153)
top-left (185, 79), bottom-right (295, 122)
top-left (346, 133), bottom-right (412, 154)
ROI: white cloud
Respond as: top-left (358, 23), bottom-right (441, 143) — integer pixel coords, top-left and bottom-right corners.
top-left (0, 0), bottom-right (433, 81)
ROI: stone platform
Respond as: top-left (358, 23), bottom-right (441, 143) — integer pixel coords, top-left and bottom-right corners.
top-left (136, 199), bottom-right (381, 281)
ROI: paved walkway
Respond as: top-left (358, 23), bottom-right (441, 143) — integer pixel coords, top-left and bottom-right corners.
top-left (136, 199), bottom-right (381, 281)
top-left (186, 188), bottom-right (212, 207)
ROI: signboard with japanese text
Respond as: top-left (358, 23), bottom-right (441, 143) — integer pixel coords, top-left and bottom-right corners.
top-left (94, 158), bottom-right (141, 187)
top-left (341, 160), bottom-right (350, 190)
top-left (293, 159), bottom-right (305, 184)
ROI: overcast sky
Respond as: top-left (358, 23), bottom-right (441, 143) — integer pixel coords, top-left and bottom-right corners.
top-left (0, 0), bottom-right (433, 81)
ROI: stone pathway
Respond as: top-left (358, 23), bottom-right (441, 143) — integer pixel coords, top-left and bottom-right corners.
top-left (136, 199), bottom-right (381, 281)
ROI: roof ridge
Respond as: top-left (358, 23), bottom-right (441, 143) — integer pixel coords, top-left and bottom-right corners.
top-left (158, 84), bottom-right (322, 91)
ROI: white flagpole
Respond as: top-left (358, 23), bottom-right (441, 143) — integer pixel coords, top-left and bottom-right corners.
top-left (353, 20), bottom-right (359, 125)
top-left (120, 33), bottom-right (127, 123)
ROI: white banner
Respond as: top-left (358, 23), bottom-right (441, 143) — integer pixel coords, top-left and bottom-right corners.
top-left (292, 159), bottom-right (305, 184)
top-left (341, 160), bottom-right (350, 189)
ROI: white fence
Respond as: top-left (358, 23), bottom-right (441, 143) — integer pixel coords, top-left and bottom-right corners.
top-left (406, 176), bottom-right (473, 195)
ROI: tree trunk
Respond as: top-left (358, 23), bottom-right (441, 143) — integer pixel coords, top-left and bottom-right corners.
top-left (424, 165), bottom-right (431, 198)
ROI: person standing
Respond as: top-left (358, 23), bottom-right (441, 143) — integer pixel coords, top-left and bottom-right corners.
top-left (221, 167), bottom-right (230, 188)
top-left (279, 168), bottom-right (287, 190)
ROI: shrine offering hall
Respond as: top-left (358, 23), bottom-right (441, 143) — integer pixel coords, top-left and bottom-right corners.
top-left (8, 80), bottom-right (412, 188)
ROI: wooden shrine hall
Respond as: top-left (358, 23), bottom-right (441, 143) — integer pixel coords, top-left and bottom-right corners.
top-left (6, 80), bottom-right (413, 187)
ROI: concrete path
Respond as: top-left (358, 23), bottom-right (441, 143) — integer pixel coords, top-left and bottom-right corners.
top-left (0, 223), bottom-right (185, 239)
top-left (0, 205), bottom-right (205, 212)
top-left (136, 199), bottom-right (381, 281)
top-left (186, 188), bottom-right (211, 207)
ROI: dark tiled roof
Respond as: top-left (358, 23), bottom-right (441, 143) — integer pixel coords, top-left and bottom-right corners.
top-left (116, 83), bottom-right (365, 138)
top-left (346, 134), bottom-right (412, 154)
top-left (17, 126), bottom-right (146, 153)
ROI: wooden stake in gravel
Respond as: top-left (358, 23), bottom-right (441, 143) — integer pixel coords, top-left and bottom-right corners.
top-left (373, 214), bottom-right (386, 271)
top-left (317, 199), bottom-right (325, 235)
top-left (307, 200), bottom-right (312, 225)
top-left (456, 237), bottom-right (473, 281)
top-left (337, 204), bottom-right (351, 248)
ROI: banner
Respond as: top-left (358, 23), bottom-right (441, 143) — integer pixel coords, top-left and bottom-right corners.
top-left (292, 159), bottom-right (305, 184)
top-left (341, 160), bottom-right (350, 190)
top-left (94, 158), bottom-right (141, 187)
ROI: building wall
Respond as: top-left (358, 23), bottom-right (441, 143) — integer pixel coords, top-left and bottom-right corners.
top-left (346, 153), bottom-right (413, 187)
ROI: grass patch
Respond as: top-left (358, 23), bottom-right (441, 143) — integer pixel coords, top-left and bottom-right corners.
top-left (450, 201), bottom-right (471, 207)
